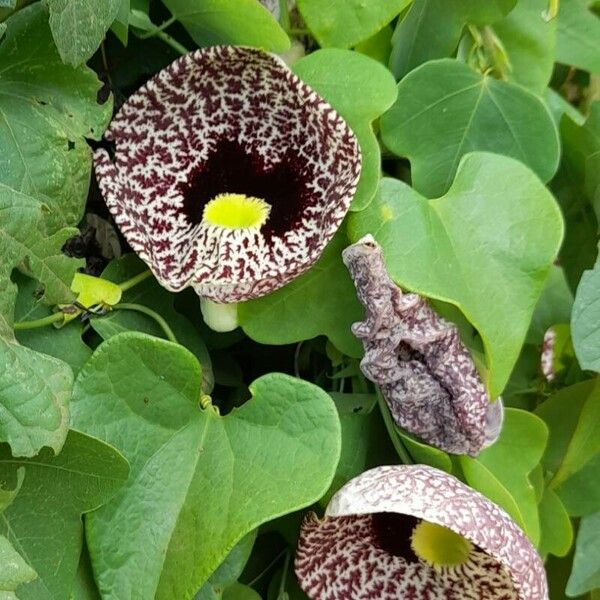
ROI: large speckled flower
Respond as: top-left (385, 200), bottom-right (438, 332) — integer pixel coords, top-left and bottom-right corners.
top-left (342, 236), bottom-right (503, 456)
top-left (94, 46), bottom-right (360, 328)
top-left (296, 465), bottom-right (548, 600)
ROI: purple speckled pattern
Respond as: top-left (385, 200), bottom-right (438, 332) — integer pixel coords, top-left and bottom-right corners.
top-left (94, 46), bottom-right (360, 303)
top-left (295, 465), bottom-right (548, 600)
top-left (342, 235), bottom-right (503, 456)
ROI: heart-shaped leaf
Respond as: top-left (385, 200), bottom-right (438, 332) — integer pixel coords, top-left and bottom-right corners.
top-left (293, 50), bottom-right (397, 211)
top-left (556, 0), bottom-right (600, 74)
top-left (0, 184), bottom-right (82, 457)
top-left (90, 254), bottom-right (214, 393)
top-left (296, 0), bottom-right (411, 48)
top-left (70, 332), bottom-right (341, 600)
top-left (572, 261), bottom-right (600, 372)
top-left (381, 59), bottom-right (560, 198)
top-left (45, 0), bottom-right (122, 66)
top-left (460, 408), bottom-right (549, 545)
top-left (0, 431), bottom-right (129, 600)
top-left (194, 532), bottom-right (256, 600)
top-left (389, 0), bottom-right (516, 79)
top-left (492, 0), bottom-right (557, 95)
top-left (14, 273), bottom-right (92, 376)
top-left (239, 227), bottom-right (363, 357)
top-left (0, 469), bottom-right (37, 598)
top-left (536, 379), bottom-right (600, 490)
top-left (161, 0), bottom-right (290, 52)
top-left (348, 153), bottom-right (563, 396)
top-left (537, 488), bottom-right (573, 558)
top-left (566, 512), bottom-right (600, 596)
top-left (0, 3), bottom-right (112, 233)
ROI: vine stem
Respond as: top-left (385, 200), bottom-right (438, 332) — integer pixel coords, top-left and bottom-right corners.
top-left (112, 303), bottom-right (178, 344)
top-left (376, 388), bottom-right (414, 465)
top-left (118, 269), bottom-right (153, 292)
top-left (137, 16), bottom-right (177, 38)
top-left (13, 311), bottom-right (64, 330)
top-left (155, 31), bottom-right (189, 55)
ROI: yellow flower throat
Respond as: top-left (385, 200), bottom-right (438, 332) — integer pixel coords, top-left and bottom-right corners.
top-left (202, 193), bottom-right (271, 229)
top-left (410, 521), bottom-right (473, 569)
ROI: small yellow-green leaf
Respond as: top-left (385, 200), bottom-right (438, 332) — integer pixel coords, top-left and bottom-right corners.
top-left (71, 273), bottom-right (122, 310)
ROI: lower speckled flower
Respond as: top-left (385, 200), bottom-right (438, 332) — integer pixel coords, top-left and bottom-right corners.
top-left (295, 465), bottom-right (548, 600)
top-left (342, 235), bottom-right (503, 456)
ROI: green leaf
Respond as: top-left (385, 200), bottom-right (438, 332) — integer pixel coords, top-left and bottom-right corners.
top-left (239, 228), bottom-right (364, 358)
top-left (44, 0), bottom-right (121, 66)
top-left (222, 584), bottom-right (261, 600)
top-left (536, 379), bottom-right (600, 489)
top-left (538, 488), bottom-right (574, 558)
top-left (493, 0), bottom-right (556, 95)
top-left (381, 59), bottom-right (560, 197)
top-left (528, 265), bottom-right (574, 345)
top-left (460, 408), bottom-right (548, 545)
top-left (0, 184), bottom-right (82, 457)
top-left (389, 0), bottom-right (516, 79)
top-left (572, 261), bottom-right (600, 372)
top-left (556, 453), bottom-right (600, 517)
top-left (110, 0), bottom-right (129, 45)
top-left (13, 273), bottom-right (92, 375)
top-left (556, 0), bottom-right (600, 74)
top-left (71, 333), bottom-right (341, 600)
top-left (90, 254), bottom-right (214, 393)
top-left (293, 49), bottom-right (397, 211)
top-left (322, 403), bottom-right (396, 505)
top-left (545, 88), bottom-right (586, 127)
top-left (0, 430), bottom-right (129, 600)
top-left (398, 431), bottom-right (453, 473)
top-left (354, 25), bottom-right (393, 65)
top-left (296, 0), bottom-right (411, 48)
top-left (348, 154), bottom-right (563, 397)
top-left (195, 533), bottom-right (256, 600)
top-left (562, 103), bottom-right (600, 203)
top-left (0, 3), bottom-right (112, 233)
top-left (161, 0), bottom-right (290, 52)
top-left (0, 469), bottom-right (37, 599)
top-left (71, 545), bottom-right (101, 600)
top-left (567, 512), bottom-right (600, 596)
top-left (0, 535), bottom-right (37, 599)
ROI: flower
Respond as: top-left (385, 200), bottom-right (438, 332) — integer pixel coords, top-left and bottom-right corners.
top-left (94, 46), bottom-right (361, 315)
top-left (295, 465), bottom-right (548, 600)
top-left (342, 235), bottom-right (503, 456)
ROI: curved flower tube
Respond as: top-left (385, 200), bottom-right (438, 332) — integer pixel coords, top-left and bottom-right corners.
top-left (94, 47), bottom-right (361, 315)
top-left (342, 235), bottom-right (503, 456)
top-left (296, 465), bottom-right (548, 600)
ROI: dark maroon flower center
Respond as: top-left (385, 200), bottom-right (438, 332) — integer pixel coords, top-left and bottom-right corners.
top-left (180, 139), bottom-right (316, 238)
top-left (371, 512), bottom-right (419, 561)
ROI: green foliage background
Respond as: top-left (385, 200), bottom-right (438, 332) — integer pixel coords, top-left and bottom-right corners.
top-left (0, 0), bottom-right (599, 598)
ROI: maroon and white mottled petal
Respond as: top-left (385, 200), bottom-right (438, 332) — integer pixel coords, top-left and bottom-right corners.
top-left (342, 235), bottom-right (501, 456)
top-left (295, 465), bottom-right (547, 600)
top-left (94, 46), bottom-right (360, 302)
top-left (296, 514), bottom-right (519, 600)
